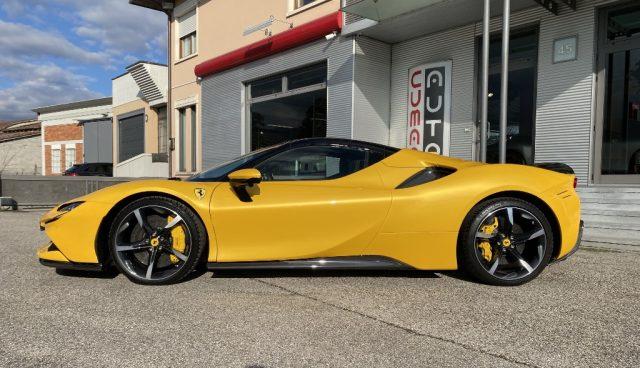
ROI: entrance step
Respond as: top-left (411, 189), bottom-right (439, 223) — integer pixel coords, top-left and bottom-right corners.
top-left (582, 213), bottom-right (640, 227)
top-left (582, 228), bottom-right (640, 246)
top-left (577, 186), bottom-right (640, 193)
top-left (577, 186), bottom-right (640, 246)
top-left (582, 201), bottom-right (640, 211)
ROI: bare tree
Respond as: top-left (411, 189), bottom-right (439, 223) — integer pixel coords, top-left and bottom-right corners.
top-left (0, 148), bottom-right (18, 176)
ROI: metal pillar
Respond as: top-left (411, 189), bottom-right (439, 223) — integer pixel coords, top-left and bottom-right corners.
top-left (499, 0), bottom-right (511, 164)
top-left (480, 0), bottom-right (490, 163)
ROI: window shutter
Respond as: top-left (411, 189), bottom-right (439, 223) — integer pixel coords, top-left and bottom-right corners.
top-left (178, 10), bottom-right (196, 38)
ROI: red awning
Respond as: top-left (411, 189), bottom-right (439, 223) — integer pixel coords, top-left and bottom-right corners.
top-left (194, 11), bottom-right (343, 78)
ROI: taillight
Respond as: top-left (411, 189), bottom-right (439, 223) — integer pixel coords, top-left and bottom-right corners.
top-left (573, 177), bottom-right (578, 189)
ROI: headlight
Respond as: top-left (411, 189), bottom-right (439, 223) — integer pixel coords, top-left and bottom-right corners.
top-left (57, 201), bottom-right (84, 213)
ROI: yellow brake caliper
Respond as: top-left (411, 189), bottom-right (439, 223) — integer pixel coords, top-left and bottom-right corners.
top-left (167, 216), bottom-right (187, 264)
top-left (478, 217), bottom-right (498, 262)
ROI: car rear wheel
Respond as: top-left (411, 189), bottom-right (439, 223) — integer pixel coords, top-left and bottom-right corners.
top-left (108, 196), bottom-right (206, 285)
top-left (458, 197), bottom-right (554, 286)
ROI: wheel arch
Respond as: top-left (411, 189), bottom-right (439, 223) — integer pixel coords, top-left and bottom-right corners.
top-left (459, 190), bottom-right (563, 261)
top-left (94, 191), bottom-right (210, 267)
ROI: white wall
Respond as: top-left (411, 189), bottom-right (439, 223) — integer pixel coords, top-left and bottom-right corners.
top-left (352, 36), bottom-right (391, 145)
top-left (114, 153), bottom-right (168, 178)
top-left (113, 73), bottom-right (142, 107)
top-left (0, 136), bottom-right (41, 175)
top-left (38, 104), bottom-right (112, 126)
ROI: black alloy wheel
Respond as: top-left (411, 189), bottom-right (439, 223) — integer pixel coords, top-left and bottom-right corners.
top-left (108, 196), bottom-right (206, 285)
top-left (458, 197), bottom-right (554, 286)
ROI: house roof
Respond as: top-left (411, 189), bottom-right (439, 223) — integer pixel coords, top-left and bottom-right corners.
top-left (32, 97), bottom-right (113, 115)
top-left (0, 119), bottom-right (41, 143)
top-left (129, 0), bottom-right (167, 12)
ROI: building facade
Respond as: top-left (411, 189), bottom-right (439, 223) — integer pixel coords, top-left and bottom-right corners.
top-left (0, 120), bottom-right (41, 175)
top-left (132, 0), bottom-right (640, 186)
top-left (34, 98), bottom-right (113, 176)
top-left (112, 61), bottom-right (169, 177)
top-left (132, 0), bottom-right (342, 177)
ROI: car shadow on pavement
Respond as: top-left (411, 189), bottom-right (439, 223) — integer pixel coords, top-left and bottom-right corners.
top-left (210, 269), bottom-right (441, 279)
top-left (55, 269), bottom-right (119, 279)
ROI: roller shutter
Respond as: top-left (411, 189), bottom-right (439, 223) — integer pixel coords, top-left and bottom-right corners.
top-left (118, 113), bottom-right (145, 162)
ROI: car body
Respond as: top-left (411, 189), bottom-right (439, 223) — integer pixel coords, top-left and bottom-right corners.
top-left (38, 138), bottom-right (582, 285)
top-left (63, 162), bottom-right (113, 177)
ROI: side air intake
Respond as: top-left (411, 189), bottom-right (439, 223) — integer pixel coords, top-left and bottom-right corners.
top-left (396, 167), bottom-right (456, 189)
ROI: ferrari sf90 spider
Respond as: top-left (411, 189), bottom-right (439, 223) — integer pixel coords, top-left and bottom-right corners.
top-left (38, 138), bottom-right (582, 286)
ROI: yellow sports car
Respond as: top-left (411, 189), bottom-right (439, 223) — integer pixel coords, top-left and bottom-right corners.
top-left (38, 138), bottom-right (582, 286)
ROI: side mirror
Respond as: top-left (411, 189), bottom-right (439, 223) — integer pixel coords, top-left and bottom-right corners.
top-left (228, 168), bottom-right (262, 187)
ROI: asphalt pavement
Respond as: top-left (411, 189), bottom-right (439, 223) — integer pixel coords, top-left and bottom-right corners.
top-left (1, 210), bottom-right (639, 368)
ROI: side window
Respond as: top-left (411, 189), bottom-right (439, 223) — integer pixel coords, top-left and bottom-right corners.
top-left (256, 145), bottom-right (386, 182)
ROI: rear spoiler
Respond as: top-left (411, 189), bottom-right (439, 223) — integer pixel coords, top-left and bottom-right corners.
top-left (533, 163), bottom-right (574, 175)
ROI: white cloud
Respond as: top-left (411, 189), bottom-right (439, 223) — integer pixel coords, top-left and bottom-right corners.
top-left (0, 58), bottom-right (103, 121)
top-left (0, 20), bottom-right (109, 65)
top-left (71, 0), bottom-right (167, 61)
top-left (0, 0), bottom-right (167, 120)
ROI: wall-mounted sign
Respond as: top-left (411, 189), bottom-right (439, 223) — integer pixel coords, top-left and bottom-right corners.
top-left (407, 61), bottom-right (451, 155)
top-left (553, 36), bottom-right (578, 63)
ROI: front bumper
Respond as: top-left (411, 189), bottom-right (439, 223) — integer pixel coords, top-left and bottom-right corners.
top-left (37, 242), bottom-right (103, 272)
top-left (552, 220), bottom-right (583, 263)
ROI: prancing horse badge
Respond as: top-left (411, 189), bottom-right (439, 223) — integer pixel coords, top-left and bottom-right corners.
top-left (194, 188), bottom-right (206, 200)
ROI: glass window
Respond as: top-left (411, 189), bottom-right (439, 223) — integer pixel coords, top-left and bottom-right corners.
top-left (65, 147), bottom-right (76, 170)
top-left (157, 106), bottom-right (168, 154)
top-left (477, 28), bottom-right (538, 165)
top-left (256, 145), bottom-right (384, 181)
top-left (178, 108), bottom-right (187, 172)
top-left (250, 75), bottom-right (282, 98)
top-left (180, 32), bottom-right (197, 58)
top-left (51, 148), bottom-right (61, 174)
top-left (287, 63), bottom-right (327, 90)
top-left (250, 89), bottom-right (326, 150)
top-left (248, 63), bottom-right (327, 151)
top-left (602, 48), bottom-right (640, 175)
top-left (294, 0), bottom-right (317, 9)
top-left (190, 106), bottom-right (197, 172)
top-left (607, 6), bottom-right (640, 41)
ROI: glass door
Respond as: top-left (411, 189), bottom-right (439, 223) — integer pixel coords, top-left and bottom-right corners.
top-left (595, 2), bottom-right (640, 184)
top-left (476, 27), bottom-right (539, 165)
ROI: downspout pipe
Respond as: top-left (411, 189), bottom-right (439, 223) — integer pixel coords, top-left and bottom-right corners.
top-left (499, 0), bottom-right (511, 164)
top-left (165, 8), bottom-right (173, 177)
top-left (480, 0), bottom-right (490, 163)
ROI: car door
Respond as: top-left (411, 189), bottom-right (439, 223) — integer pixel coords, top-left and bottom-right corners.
top-left (210, 144), bottom-right (393, 262)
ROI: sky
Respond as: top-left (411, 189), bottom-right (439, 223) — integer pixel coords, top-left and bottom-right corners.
top-left (0, 0), bottom-right (167, 121)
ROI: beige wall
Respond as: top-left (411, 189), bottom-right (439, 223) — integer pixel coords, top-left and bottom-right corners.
top-left (169, 0), bottom-right (341, 176)
top-left (112, 99), bottom-right (161, 165)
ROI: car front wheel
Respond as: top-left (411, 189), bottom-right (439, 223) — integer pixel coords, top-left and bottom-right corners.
top-left (108, 196), bottom-right (207, 285)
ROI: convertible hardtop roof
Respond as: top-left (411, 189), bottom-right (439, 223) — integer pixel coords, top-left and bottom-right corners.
top-left (285, 137), bottom-right (400, 153)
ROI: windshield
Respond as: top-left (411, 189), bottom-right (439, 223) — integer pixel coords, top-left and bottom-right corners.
top-left (188, 144), bottom-right (283, 181)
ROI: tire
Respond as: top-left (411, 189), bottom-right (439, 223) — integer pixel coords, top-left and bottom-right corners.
top-left (458, 197), bottom-right (554, 286)
top-left (108, 196), bottom-right (207, 285)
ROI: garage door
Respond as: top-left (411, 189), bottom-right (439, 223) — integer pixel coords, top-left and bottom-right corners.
top-left (84, 119), bottom-right (113, 163)
top-left (118, 112), bottom-right (145, 162)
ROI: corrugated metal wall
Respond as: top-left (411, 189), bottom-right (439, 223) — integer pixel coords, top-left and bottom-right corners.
top-left (200, 36), bottom-right (355, 167)
top-left (353, 36), bottom-right (391, 145)
top-left (531, 3), bottom-right (596, 183)
top-left (390, 24), bottom-right (477, 160)
top-left (389, 1), bottom-right (599, 181)
top-left (83, 119), bottom-right (113, 163)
